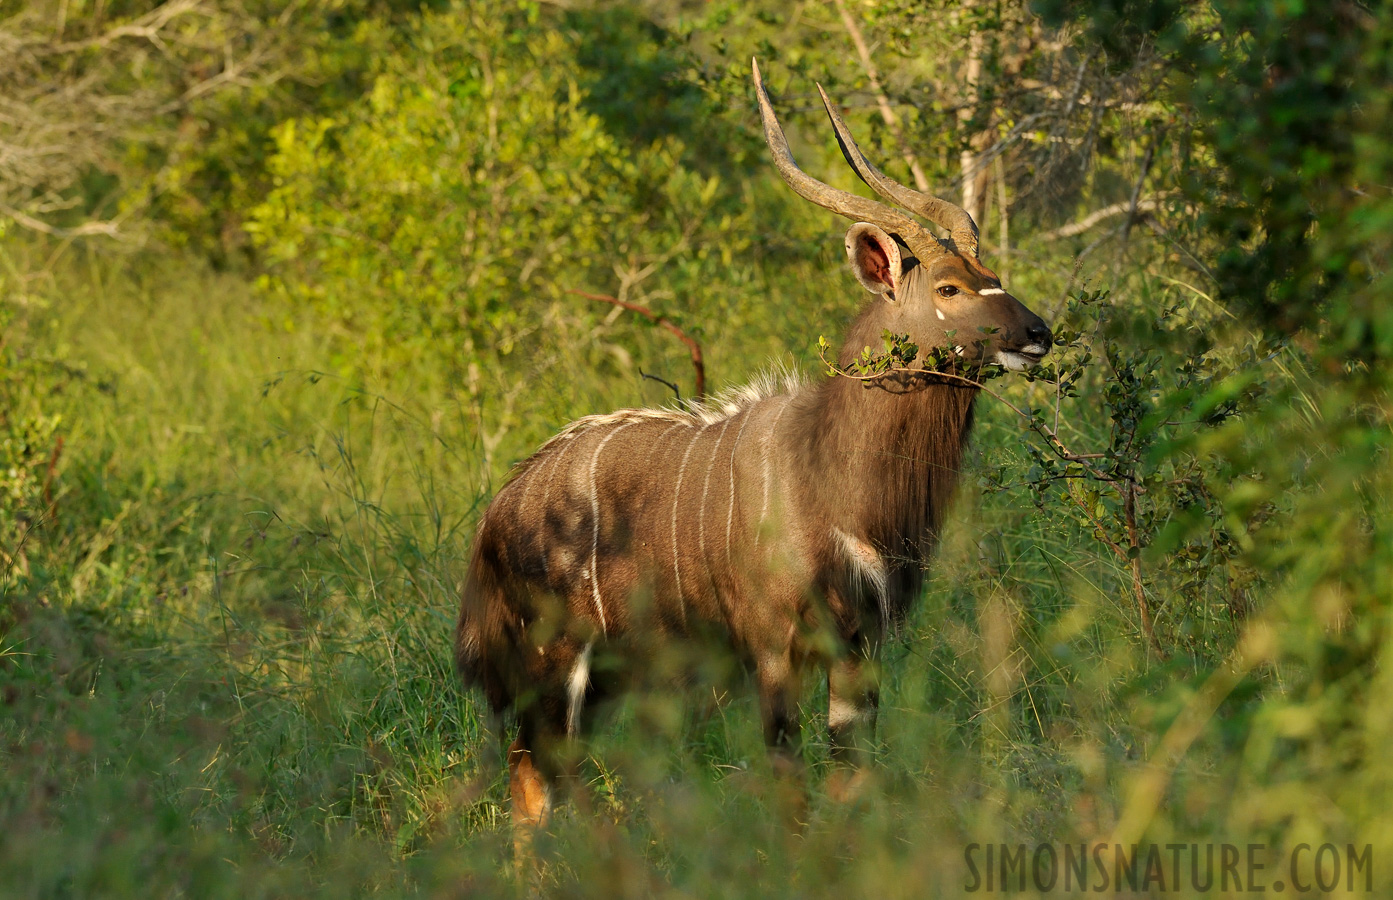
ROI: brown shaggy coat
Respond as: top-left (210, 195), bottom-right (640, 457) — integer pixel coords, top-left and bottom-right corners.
top-left (454, 61), bottom-right (1051, 831)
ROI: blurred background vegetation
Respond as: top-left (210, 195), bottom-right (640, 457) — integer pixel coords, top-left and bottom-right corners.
top-left (1, 0), bottom-right (1390, 895)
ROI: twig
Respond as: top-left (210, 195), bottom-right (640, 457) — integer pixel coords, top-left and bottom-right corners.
top-left (639, 368), bottom-right (681, 403)
top-left (568, 289), bottom-right (705, 400)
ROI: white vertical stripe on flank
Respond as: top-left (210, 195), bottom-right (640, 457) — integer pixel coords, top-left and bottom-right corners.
top-left (566, 639), bottom-right (595, 737)
top-left (725, 408), bottom-right (754, 570)
top-left (536, 434), bottom-right (579, 581)
top-left (518, 458), bottom-right (537, 509)
top-left (671, 423), bottom-right (709, 616)
top-left (588, 421), bottom-right (638, 634)
top-left (540, 429), bottom-right (578, 510)
top-left (651, 420), bottom-right (688, 458)
top-left (759, 399), bottom-right (791, 540)
top-left (698, 417), bottom-right (733, 569)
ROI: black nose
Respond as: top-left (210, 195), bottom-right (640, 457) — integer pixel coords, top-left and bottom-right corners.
top-left (1026, 320), bottom-right (1052, 347)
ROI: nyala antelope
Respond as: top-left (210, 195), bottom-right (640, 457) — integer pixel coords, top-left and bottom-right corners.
top-left (456, 60), bottom-right (1052, 832)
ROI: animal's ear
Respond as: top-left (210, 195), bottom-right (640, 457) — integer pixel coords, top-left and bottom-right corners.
top-left (844, 223), bottom-right (902, 297)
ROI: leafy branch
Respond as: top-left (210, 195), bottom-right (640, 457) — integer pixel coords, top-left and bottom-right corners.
top-left (816, 330), bottom-right (1118, 486)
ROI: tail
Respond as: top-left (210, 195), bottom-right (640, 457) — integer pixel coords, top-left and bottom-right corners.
top-left (453, 552), bottom-right (487, 688)
top-left (455, 526), bottom-right (511, 716)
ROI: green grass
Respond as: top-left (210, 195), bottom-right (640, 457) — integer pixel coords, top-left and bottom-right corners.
top-left (0, 245), bottom-right (1383, 898)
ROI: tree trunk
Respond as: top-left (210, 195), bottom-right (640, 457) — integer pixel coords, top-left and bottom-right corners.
top-left (957, 5), bottom-right (989, 225)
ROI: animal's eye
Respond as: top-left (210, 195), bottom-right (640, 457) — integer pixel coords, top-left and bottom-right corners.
top-left (937, 285), bottom-right (959, 299)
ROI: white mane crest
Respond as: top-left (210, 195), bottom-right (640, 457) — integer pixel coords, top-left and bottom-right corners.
top-left (538, 364), bottom-right (807, 446)
top-left (687, 365), bottom-right (807, 425)
top-left (540, 406), bottom-right (689, 449)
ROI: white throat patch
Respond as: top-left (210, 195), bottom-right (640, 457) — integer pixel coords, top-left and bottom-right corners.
top-left (832, 527), bottom-right (889, 629)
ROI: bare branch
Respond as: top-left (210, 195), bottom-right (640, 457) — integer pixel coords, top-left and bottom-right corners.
top-left (1121, 132), bottom-right (1162, 249)
top-left (0, 205), bottom-right (122, 238)
top-left (1034, 197), bottom-right (1168, 240)
top-left (0, 0), bottom-right (301, 237)
top-left (568, 289), bottom-right (706, 400)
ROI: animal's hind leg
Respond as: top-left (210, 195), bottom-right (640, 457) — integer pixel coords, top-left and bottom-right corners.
top-left (506, 683), bottom-right (582, 860)
top-left (507, 717), bottom-right (556, 861)
top-left (508, 734), bottom-right (552, 829)
top-left (826, 652), bottom-right (880, 802)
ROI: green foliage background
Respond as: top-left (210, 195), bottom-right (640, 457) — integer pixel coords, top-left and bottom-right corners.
top-left (2, 0), bottom-right (1391, 896)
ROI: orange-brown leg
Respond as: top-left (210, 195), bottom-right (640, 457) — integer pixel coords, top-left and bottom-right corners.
top-left (508, 733), bottom-right (553, 859)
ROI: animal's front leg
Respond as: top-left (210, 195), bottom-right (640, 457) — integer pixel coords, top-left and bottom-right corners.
top-left (826, 653), bottom-right (880, 801)
top-left (755, 651), bottom-right (804, 776)
top-left (755, 651), bottom-right (808, 826)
